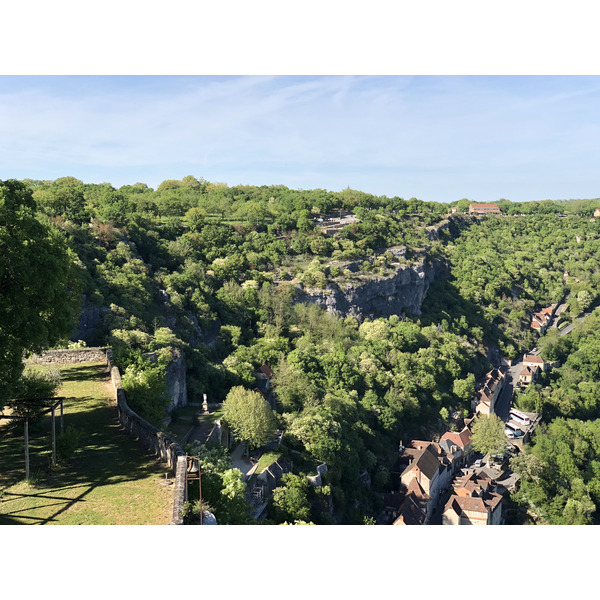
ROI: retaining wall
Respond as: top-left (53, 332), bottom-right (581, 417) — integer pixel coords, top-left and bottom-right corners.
top-left (31, 347), bottom-right (187, 525)
top-left (27, 348), bottom-right (110, 365)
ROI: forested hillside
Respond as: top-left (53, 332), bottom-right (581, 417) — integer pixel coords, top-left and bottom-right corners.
top-left (510, 311), bottom-right (600, 524)
top-left (8, 176), bottom-right (600, 523)
top-left (422, 214), bottom-right (600, 357)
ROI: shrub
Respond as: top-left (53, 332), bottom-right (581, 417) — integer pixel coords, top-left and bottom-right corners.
top-left (56, 425), bottom-right (81, 463)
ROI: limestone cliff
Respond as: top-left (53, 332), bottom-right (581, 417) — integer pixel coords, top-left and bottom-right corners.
top-left (296, 255), bottom-right (446, 320)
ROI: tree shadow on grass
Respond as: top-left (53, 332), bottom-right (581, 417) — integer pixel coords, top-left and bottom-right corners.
top-left (0, 387), bottom-right (172, 524)
top-left (0, 483), bottom-right (94, 524)
top-left (55, 363), bottom-right (110, 382)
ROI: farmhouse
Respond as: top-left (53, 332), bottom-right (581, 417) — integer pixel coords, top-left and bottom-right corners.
top-left (469, 203), bottom-right (501, 215)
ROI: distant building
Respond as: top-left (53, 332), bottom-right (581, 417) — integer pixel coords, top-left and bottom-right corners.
top-left (519, 366), bottom-right (538, 384)
top-left (469, 203), bottom-right (501, 215)
top-left (523, 354), bottom-right (546, 372)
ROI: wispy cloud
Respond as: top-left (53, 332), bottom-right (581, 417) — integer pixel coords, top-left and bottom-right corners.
top-left (1, 75), bottom-right (599, 201)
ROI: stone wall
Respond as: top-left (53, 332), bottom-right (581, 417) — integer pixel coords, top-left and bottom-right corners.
top-left (27, 347), bottom-right (110, 365)
top-left (106, 349), bottom-right (187, 525)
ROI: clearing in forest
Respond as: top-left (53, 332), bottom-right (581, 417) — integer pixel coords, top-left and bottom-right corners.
top-left (0, 362), bottom-right (173, 525)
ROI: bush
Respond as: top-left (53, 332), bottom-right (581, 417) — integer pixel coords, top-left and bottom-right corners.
top-left (56, 425), bottom-right (81, 463)
top-left (15, 368), bottom-right (61, 400)
top-left (121, 363), bottom-right (168, 425)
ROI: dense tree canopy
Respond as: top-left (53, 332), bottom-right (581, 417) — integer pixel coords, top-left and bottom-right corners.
top-left (0, 180), bottom-right (81, 405)
top-left (13, 174), bottom-right (600, 524)
top-left (222, 386), bottom-right (277, 448)
top-left (470, 414), bottom-right (507, 459)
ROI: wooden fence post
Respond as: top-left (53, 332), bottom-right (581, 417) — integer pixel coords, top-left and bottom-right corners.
top-left (52, 406), bottom-right (56, 467)
top-left (25, 418), bottom-right (30, 480)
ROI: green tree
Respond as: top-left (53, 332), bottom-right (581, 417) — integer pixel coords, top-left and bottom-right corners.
top-left (470, 414), bottom-right (507, 460)
top-left (222, 386), bottom-right (277, 448)
top-left (184, 442), bottom-right (253, 524)
top-left (121, 362), bottom-right (168, 425)
top-left (271, 473), bottom-right (312, 523)
top-left (0, 180), bottom-right (82, 406)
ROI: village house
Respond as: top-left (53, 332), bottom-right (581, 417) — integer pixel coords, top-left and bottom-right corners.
top-left (439, 426), bottom-right (474, 472)
top-left (392, 478), bottom-right (429, 525)
top-left (530, 305), bottom-right (556, 334)
top-left (442, 471), bottom-right (503, 525)
top-left (523, 354), bottom-right (546, 372)
top-left (519, 365), bottom-right (538, 385)
top-left (397, 440), bottom-right (453, 521)
top-left (471, 368), bottom-right (506, 415)
top-left (469, 203), bottom-right (501, 215)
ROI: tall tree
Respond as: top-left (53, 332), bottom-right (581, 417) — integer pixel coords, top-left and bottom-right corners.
top-left (222, 386), bottom-right (277, 449)
top-left (0, 180), bottom-right (82, 406)
top-left (470, 414), bottom-right (507, 460)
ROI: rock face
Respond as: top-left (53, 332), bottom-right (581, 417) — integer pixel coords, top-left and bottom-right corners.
top-left (297, 256), bottom-right (445, 320)
top-left (165, 348), bottom-right (188, 412)
top-left (71, 295), bottom-right (108, 344)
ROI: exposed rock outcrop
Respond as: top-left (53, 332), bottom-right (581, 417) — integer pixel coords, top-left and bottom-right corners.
top-left (70, 295), bottom-right (108, 344)
top-left (296, 255), bottom-right (447, 320)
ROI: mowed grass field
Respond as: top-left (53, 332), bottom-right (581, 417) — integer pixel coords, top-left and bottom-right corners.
top-left (0, 362), bottom-right (173, 525)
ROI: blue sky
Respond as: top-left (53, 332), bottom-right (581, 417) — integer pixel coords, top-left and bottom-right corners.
top-left (1, 75), bottom-right (599, 203)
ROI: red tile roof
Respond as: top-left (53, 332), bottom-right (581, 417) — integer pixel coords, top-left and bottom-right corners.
top-left (524, 355), bottom-right (544, 364)
top-left (440, 427), bottom-right (472, 450)
top-left (259, 364), bottom-right (274, 378)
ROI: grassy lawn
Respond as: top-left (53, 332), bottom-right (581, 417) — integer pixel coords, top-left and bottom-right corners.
top-left (0, 362), bottom-right (173, 525)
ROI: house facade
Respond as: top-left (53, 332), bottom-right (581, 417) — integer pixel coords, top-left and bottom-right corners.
top-left (472, 368), bottom-right (506, 415)
top-left (439, 426), bottom-right (474, 472)
top-left (398, 441), bottom-right (452, 521)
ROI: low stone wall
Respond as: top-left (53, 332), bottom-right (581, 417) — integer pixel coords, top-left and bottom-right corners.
top-left (27, 347), bottom-right (110, 365)
top-left (105, 349), bottom-right (186, 525)
top-left (308, 463), bottom-right (328, 487)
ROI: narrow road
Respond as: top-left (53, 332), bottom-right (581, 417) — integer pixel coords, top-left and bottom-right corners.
top-left (496, 309), bottom-right (592, 420)
top-left (559, 312), bottom-right (590, 336)
top-left (495, 358), bottom-right (522, 421)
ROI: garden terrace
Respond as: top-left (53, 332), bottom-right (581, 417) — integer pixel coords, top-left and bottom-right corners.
top-left (0, 362), bottom-right (173, 525)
